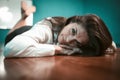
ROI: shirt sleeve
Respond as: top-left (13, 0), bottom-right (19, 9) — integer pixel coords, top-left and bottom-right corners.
top-left (17, 44), bottom-right (56, 57)
top-left (4, 18), bottom-right (54, 57)
top-left (4, 39), bottom-right (56, 57)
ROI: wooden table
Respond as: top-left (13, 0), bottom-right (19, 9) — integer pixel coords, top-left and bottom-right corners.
top-left (2, 49), bottom-right (120, 80)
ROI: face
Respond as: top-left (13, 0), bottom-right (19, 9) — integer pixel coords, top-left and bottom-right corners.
top-left (58, 23), bottom-right (89, 47)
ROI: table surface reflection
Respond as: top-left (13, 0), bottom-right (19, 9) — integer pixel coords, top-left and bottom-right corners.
top-left (1, 49), bottom-right (120, 80)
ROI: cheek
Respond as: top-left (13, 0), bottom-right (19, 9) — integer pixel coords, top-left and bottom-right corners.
top-left (58, 34), bottom-right (63, 43)
top-left (77, 32), bottom-right (89, 44)
top-left (59, 27), bottom-right (70, 37)
top-left (58, 26), bottom-right (71, 43)
top-left (61, 27), bottom-right (68, 34)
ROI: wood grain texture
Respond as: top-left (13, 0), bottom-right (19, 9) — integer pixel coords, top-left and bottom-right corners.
top-left (3, 49), bottom-right (120, 80)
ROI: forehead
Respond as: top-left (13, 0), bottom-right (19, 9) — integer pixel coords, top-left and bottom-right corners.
top-left (66, 23), bottom-right (84, 29)
top-left (67, 23), bottom-right (80, 27)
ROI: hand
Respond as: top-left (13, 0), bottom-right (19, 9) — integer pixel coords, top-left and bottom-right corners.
top-left (60, 45), bottom-right (82, 55)
top-left (54, 45), bottom-right (63, 55)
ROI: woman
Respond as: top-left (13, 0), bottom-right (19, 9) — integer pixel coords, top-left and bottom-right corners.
top-left (4, 2), bottom-right (116, 57)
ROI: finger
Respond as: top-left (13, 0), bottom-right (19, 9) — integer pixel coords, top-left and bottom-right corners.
top-left (61, 49), bottom-right (74, 55)
top-left (73, 48), bottom-right (82, 53)
top-left (60, 45), bottom-right (72, 49)
top-left (60, 49), bottom-right (71, 54)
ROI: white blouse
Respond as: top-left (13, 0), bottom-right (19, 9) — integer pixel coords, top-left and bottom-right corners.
top-left (4, 19), bottom-right (56, 57)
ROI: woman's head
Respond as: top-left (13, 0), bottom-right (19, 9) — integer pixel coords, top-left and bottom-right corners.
top-left (58, 16), bottom-right (89, 47)
top-left (58, 14), bottom-right (112, 56)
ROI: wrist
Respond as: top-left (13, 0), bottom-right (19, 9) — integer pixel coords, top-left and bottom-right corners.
top-left (54, 45), bottom-right (62, 54)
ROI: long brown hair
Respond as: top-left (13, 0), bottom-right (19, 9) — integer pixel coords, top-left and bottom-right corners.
top-left (65, 14), bottom-right (112, 56)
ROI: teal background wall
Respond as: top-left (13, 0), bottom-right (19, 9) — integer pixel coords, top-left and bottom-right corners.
top-left (33, 0), bottom-right (84, 23)
top-left (33, 0), bottom-right (120, 47)
top-left (0, 29), bottom-right (9, 43)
